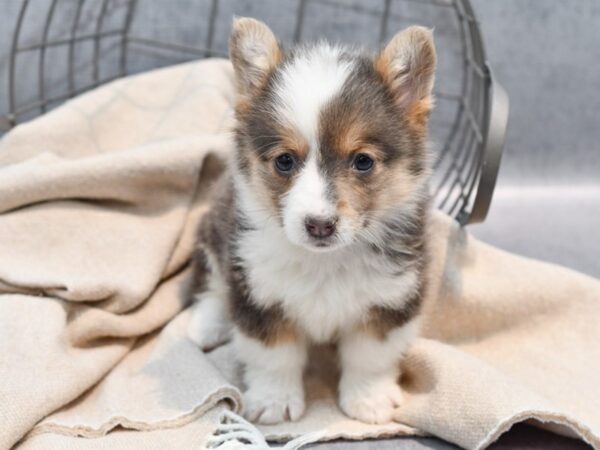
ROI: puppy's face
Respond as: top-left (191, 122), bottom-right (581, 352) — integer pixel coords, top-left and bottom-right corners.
top-left (230, 19), bottom-right (436, 252)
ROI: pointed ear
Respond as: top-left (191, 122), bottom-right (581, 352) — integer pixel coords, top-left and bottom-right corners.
top-left (375, 26), bottom-right (436, 124)
top-left (229, 17), bottom-right (282, 96)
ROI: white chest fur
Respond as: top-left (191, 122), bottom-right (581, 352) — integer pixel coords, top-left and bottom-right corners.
top-left (235, 223), bottom-right (417, 342)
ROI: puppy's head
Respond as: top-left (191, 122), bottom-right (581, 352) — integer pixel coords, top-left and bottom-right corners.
top-left (230, 18), bottom-right (436, 252)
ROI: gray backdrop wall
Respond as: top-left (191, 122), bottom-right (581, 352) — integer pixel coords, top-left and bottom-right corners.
top-left (468, 0), bottom-right (600, 278)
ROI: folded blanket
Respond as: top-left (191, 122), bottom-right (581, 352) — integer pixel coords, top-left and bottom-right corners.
top-left (1, 58), bottom-right (599, 450)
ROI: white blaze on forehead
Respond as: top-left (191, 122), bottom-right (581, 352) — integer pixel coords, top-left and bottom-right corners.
top-left (273, 44), bottom-right (354, 145)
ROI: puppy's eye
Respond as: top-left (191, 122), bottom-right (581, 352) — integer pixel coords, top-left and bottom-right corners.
top-left (353, 153), bottom-right (374, 172)
top-left (275, 153), bottom-right (295, 173)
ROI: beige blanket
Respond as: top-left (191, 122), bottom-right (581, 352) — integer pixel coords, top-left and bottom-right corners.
top-left (1, 58), bottom-right (599, 450)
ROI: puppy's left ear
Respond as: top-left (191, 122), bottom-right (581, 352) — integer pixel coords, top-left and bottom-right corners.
top-left (229, 17), bottom-right (282, 96)
top-left (375, 26), bottom-right (436, 125)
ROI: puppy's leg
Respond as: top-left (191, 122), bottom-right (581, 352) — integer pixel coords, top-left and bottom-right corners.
top-left (235, 329), bottom-right (307, 424)
top-left (187, 292), bottom-right (232, 351)
top-left (187, 246), bottom-right (231, 351)
top-left (338, 319), bottom-right (419, 424)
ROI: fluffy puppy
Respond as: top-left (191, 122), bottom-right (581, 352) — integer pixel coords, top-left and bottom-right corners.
top-left (187, 17), bottom-right (436, 425)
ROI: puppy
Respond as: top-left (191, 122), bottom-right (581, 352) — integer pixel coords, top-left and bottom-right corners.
top-left (187, 17), bottom-right (436, 425)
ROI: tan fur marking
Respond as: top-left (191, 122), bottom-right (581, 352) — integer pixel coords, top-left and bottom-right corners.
top-left (333, 121), bottom-right (367, 157)
top-left (229, 18), bottom-right (282, 97)
top-left (374, 26), bottom-right (436, 127)
top-left (362, 292), bottom-right (423, 341)
top-left (359, 319), bottom-right (389, 341)
top-left (323, 107), bottom-right (387, 161)
top-left (236, 306), bottom-right (300, 347)
top-left (332, 157), bottom-right (420, 229)
top-left (374, 48), bottom-right (396, 88)
top-left (407, 97), bottom-right (433, 129)
top-left (334, 176), bottom-right (371, 223)
top-left (277, 125), bottom-right (309, 160)
top-left (337, 199), bottom-right (349, 211)
top-left (374, 159), bottom-right (422, 210)
top-left (246, 149), bottom-right (289, 214)
top-left (235, 97), bottom-right (252, 117)
top-left (266, 322), bottom-right (300, 346)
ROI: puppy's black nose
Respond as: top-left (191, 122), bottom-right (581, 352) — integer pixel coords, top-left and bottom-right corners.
top-left (305, 216), bottom-right (337, 238)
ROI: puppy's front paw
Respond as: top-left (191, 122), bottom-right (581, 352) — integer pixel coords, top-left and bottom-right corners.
top-left (243, 386), bottom-right (305, 424)
top-left (339, 376), bottom-right (403, 424)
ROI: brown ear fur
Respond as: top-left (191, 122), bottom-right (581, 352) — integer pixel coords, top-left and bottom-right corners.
top-left (229, 17), bottom-right (282, 96)
top-left (375, 26), bottom-right (436, 127)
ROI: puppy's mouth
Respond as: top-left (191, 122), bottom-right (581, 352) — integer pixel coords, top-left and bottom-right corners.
top-left (299, 232), bottom-right (350, 253)
top-left (307, 236), bottom-right (337, 250)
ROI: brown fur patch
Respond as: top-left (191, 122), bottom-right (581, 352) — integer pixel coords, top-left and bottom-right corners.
top-left (329, 120), bottom-right (369, 157)
top-left (277, 125), bottom-right (309, 160)
top-left (363, 278), bottom-right (425, 340)
top-left (333, 175), bottom-right (374, 226)
top-left (373, 48), bottom-right (399, 90)
top-left (372, 159), bottom-right (424, 214)
top-left (407, 97), bottom-right (434, 130)
top-left (230, 288), bottom-right (300, 346)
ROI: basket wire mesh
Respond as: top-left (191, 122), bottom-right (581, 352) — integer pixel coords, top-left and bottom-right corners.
top-left (0, 0), bottom-right (508, 225)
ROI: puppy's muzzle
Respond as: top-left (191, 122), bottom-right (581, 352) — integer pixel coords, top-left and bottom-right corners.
top-left (305, 216), bottom-right (338, 239)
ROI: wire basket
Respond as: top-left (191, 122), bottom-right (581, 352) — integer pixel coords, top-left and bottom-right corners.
top-left (0, 0), bottom-right (508, 225)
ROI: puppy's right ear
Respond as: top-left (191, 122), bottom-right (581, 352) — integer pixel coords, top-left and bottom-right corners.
top-left (229, 17), bottom-right (282, 96)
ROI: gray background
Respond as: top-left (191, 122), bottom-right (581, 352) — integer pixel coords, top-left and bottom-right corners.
top-left (0, 1), bottom-right (598, 448)
top-left (469, 0), bottom-right (600, 280)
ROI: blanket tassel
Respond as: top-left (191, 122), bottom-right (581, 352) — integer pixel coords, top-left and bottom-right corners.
top-left (206, 410), bottom-right (325, 450)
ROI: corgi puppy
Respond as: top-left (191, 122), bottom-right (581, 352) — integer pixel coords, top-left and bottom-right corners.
top-left (187, 17), bottom-right (436, 425)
